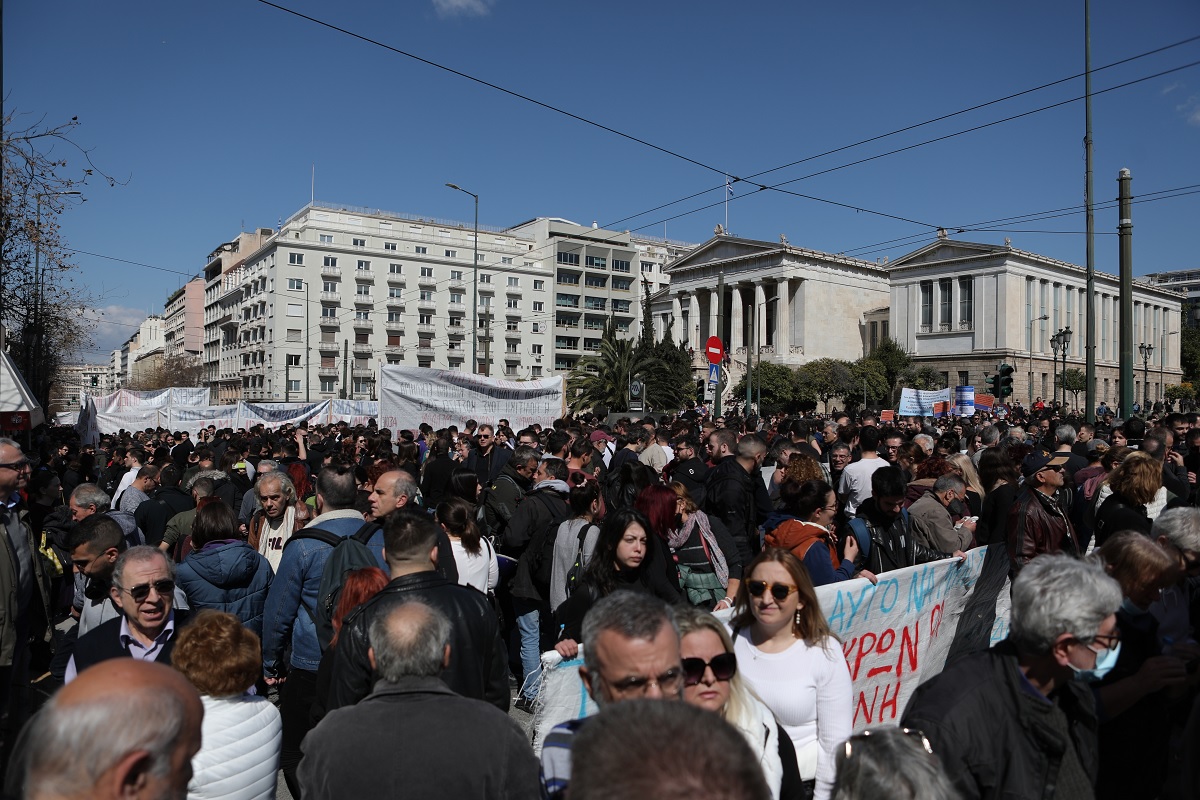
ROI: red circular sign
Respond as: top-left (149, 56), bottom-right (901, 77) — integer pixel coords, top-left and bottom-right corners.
top-left (705, 336), bottom-right (724, 364)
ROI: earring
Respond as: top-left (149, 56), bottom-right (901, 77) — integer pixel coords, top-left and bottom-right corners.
top-left (795, 608), bottom-right (803, 628)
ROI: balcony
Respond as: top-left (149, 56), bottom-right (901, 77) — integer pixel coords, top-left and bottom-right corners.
top-left (352, 367), bottom-right (374, 378)
top-left (352, 343), bottom-right (373, 355)
top-left (417, 297), bottom-right (436, 310)
top-left (449, 279), bottom-right (466, 290)
top-left (387, 274), bottom-right (405, 285)
top-left (417, 324), bottom-right (436, 335)
top-left (505, 328), bottom-right (521, 339)
top-left (506, 285), bottom-right (522, 295)
top-left (318, 340), bottom-right (339, 351)
top-left (416, 346), bottom-right (436, 358)
top-left (352, 318), bottom-right (373, 330)
top-left (321, 264), bottom-right (341, 277)
top-left (353, 295), bottom-right (373, 305)
top-left (320, 292), bottom-right (340, 302)
top-left (504, 351), bottom-right (521, 361)
top-left (319, 317), bottom-right (340, 328)
top-left (318, 367), bottom-right (339, 377)
top-left (385, 322), bottom-right (404, 333)
top-left (447, 302), bottom-right (466, 313)
top-left (386, 299), bottom-right (405, 311)
top-left (477, 283), bottom-right (495, 294)
top-left (477, 305), bottom-right (494, 317)
top-left (418, 275), bottom-right (437, 288)
top-left (447, 326), bottom-right (466, 337)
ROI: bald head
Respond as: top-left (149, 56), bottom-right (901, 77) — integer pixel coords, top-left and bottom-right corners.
top-left (370, 469), bottom-right (418, 520)
top-left (23, 660), bottom-right (202, 799)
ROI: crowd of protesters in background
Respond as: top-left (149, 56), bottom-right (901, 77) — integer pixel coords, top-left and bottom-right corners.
top-left (0, 394), bottom-right (1198, 799)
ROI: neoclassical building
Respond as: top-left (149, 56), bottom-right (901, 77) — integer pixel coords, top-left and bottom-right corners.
top-left (654, 234), bottom-right (1183, 409)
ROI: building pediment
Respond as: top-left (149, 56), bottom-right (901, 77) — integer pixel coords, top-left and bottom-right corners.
top-left (664, 236), bottom-right (782, 274)
top-left (889, 240), bottom-right (1004, 268)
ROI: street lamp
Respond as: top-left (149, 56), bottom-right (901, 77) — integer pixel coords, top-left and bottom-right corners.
top-left (1050, 330), bottom-right (1063, 410)
top-left (1058, 327), bottom-right (1072, 410)
top-left (1139, 342), bottom-right (1154, 413)
top-left (445, 183), bottom-right (480, 375)
top-left (29, 189), bottom-right (82, 405)
top-left (1161, 329), bottom-right (1179, 408)
top-left (1029, 314), bottom-right (1048, 407)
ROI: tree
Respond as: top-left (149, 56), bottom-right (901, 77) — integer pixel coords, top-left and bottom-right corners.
top-left (1061, 368), bottom-right (1087, 410)
top-left (2, 110), bottom-right (118, 408)
top-left (864, 336), bottom-right (911, 405)
top-left (730, 362), bottom-right (797, 413)
top-left (846, 358), bottom-right (891, 412)
top-left (124, 354), bottom-right (205, 391)
top-left (568, 322), bottom-right (674, 413)
top-left (1165, 382), bottom-right (1194, 403)
top-left (1181, 325), bottom-right (1200, 384)
top-left (796, 358), bottom-right (854, 413)
top-left (637, 324), bottom-right (695, 412)
top-left (901, 365), bottom-right (946, 391)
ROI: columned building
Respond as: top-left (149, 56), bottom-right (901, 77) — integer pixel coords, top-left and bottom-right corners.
top-left (652, 236), bottom-right (890, 382)
top-left (887, 239), bottom-right (1184, 408)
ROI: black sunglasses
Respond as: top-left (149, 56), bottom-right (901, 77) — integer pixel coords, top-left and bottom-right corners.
top-left (682, 652), bottom-right (738, 686)
top-left (747, 580), bottom-right (798, 601)
top-left (117, 578), bottom-right (174, 603)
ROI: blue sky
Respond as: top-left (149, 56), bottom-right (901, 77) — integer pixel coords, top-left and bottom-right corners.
top-left (5, 0), bottom-right (1198, 360)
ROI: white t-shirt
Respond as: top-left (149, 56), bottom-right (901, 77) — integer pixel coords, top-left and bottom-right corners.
top-left (838, 457), bottom-right (887, 518)
top-left (731, 628), bottom-right (853, 800)
top-left (450, 536), bottom-right (499, 594)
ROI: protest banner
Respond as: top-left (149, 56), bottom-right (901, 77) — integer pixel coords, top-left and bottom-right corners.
top-left (898, 387), bottom-right (951, 417)
top-left (379, 365), bottom-right (564, 431)
top-left (238, 401), bottom-right (329, 429)
top-left (531, 544), bottom-right (1011, 747)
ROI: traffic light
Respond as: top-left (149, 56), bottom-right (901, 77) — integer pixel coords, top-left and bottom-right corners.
top-left (998, 363), bottom-right (1015, 397)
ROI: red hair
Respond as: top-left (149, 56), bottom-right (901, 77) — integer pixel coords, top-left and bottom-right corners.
top-left (287, 462), bottom-right (311, 500)
top-left (330, 566), bottom-right (389, 647)
top-left (634, 484), bottom-right (678, 541)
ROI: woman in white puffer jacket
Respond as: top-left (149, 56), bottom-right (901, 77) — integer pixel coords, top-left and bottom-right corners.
top-left (172, 610), bottom-right (282, 800)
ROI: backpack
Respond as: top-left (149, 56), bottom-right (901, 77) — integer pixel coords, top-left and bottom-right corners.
top-left (523, 493), bottom-right (572, 592)
top-left (846, 508), bottom-right (910, 563)
top-left (477, 473), bottom-right (520, 540)
top-left (563, 523), bottom-right (597, 599)
top-left (284, 521), bottom-right (381, 652)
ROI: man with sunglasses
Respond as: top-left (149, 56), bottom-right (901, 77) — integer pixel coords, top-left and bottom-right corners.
top-left (1008, 453), bottom-right (1078, 575)
top-left (66, 545), bottom-right (189, 682)
top-left (466, 424), bottom-right (513, 487)
top-left (541, 592), bottom-right (683, 799)
top-left (903, 554), bottom-right (1122, 800)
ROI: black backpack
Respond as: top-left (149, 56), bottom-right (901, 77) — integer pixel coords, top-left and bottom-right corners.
top-left (284, 521), bottom-right (380, 652)
top-left (477, 473), bottom-right (520, 540)
top-left (564, 523), bottom-right (597, 599)
top-left (524, 493), bottom-right (572, 592)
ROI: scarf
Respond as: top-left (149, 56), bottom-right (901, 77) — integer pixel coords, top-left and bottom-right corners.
top-left (672, 511), bottom-right (729, 587)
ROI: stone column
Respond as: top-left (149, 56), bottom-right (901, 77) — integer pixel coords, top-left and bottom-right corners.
top-left (731, 287), bottom-right (744, 351)
top-left (708, 288), bottom-right (719, 343)
top-left (776, 278), bottom-right (790, 351)
top-left (754, 283), bottom-right (767, 351)
top-left (671, 294), bottom-right (683, 343)
top-left (688, 293), bottom-right (700, 350)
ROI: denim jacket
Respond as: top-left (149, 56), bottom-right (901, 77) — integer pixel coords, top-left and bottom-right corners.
top-left (261, 510), bottom-right (384, 675)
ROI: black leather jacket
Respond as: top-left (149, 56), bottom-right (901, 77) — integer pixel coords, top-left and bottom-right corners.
top-left (851, 498), bottom-right (954, 574)
top-left (326, 572), bottom-right (509, 713)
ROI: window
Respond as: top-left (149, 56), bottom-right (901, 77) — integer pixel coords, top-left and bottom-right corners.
top-left (507, 277), bottom-right (520, 287)
top-left (390, 263), bottom-right (402, 274)
top-left (450, 292), bottom-right (463, 304)
top-left (531, 344), bottom-right (543, 355)
top-left (480, 273), bottom-right (492, 284)
top-left (919, 281), bottom-right (933, 330)
top-left (613, 278), bottom-right (632, 290)
top-left (449, 317), bottom-right (463, 328)
top-left (415, 246), bottom-right (427, 254)
top-left (288, 253), bottom-right (304, 265)
top-left (451, 270), bottom-right (463, 280)
top-left (389, 287), bottom-right (403, 299)
top-left (641, 261), bottom-right (655, 272)
top-left (353, 379), bottom-right (373, 395)
top-left (384, 242), bottom-right (397, 251)
top-left (507, 299), bottom-right (519, 309)
top-left (355, 310), bottom-right (370, 321)
top-left (480, 296), bottom-right (492, 307)
top-left (353, 238), bottom-right (366, 247)
top-left (322, 307), bottom-right (338, 319)
top-left (356, 284), bottom-right (371, 297)
top-left (355, 332), bottom-right (369, 344)
top-left (387, 310), bottom-right (402, 322)
top-left (323, 281), bottom-right (337, 293)
top-left (323, 256), bottom-right (338, 267)
top-left (506, 320), bottom-right (519, 331)
top-left (287, 329), bottom-right (302, 342)
top-left (420, 314), bottom-right (432, 325)
top-left (533, 280), bottom-right (544, 290)
top-left (419, 290), bottom-right (434, 302)
top-left (938, 278), bottom-right (952, 328)
top-left (387, 333), bottom-right (401, 346)
top-left (612, 259), bottom-right (630, 273)
top-left (421, 266), bottom-right (434, 277)
top-left (445, 249), bottom-right (457, 258)
top-left (286, 303), bottom-right (303, 317)
top-left (959, 278), bottom-right (974, 326)
top-left (476, 253), bottom-right (485, 262)
top-left (357, 260), bottom-right (371, 271)
top-left (958, 371), bottom-right (970, 388)
top-left (287, 278), bottom-right (304, 290)
top-left (320, 377), bottom-right (337, 392)
top-left (506, 343), bottom-right (519, 354)
top-left (585, 256), bottom-right (606, 269)
top-left (557, 252), bottom-right (580, 266)
top-left (501, 257), bottom-right (513, 265)
top-left (532, 366), bottom-right (543, 377)
top-left (321, 330), bottom-right (336, 343)
top-left (319, 234), bottom-right (333, 244)
top-left (533, 301), bottom-right (544, 312)
top-left (284, 379), bottom-right (300, 392)
top-left (585, 276), bottom-right (607, 288)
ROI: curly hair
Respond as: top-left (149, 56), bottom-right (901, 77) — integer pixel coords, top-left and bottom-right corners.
top-left (171, 610), bottom-right (262, 697)
top-left (782, 453), bottom-right (825, 485)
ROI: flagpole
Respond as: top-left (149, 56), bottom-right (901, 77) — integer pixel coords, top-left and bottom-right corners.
top-left (725, 176), bottom-right (730, 233)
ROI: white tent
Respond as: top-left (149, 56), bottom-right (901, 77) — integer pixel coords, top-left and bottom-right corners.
top-left (0, 349), bottom-right (46, 429)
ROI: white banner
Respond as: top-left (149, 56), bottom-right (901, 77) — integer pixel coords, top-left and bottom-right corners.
top-left (328, 399), bottom-right (379, 428)
top-left (531, 544), bottom-right (1011, 745)
top-left (898, 387), bottom-right (951, 418)
top-left (379, 365), bottom-right (564, 431)
top-left (165, 406), bottom-right (241, 436)
top-left (238, 401), bottom-right (329, 429)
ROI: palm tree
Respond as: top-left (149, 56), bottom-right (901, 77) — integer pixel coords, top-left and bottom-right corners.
top-left (567, 323), bottom-right (667, 413)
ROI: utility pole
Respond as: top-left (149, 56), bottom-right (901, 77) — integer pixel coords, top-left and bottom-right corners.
top-left (341, 339), bottom-right (349, 400)
top-left (1084, 0), bottom-right (1098, 423)
top-left (745, 301), bottom-right (754, 413)
top-left (305, 278), bottom-right (311, 402)
top-left (1118, 168), bottom-right (1134, 418)
top-left (482, 311), bottom-right (491, 377)
top-left (715, 274), bottom-right (725, 417)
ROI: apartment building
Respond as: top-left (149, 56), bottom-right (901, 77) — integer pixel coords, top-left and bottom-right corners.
top-left (163, 278), bottom-right (204, 362)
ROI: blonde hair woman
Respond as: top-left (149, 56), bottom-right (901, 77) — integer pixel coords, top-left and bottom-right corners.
top-left (1094, 452), bottom-right (1163, 545)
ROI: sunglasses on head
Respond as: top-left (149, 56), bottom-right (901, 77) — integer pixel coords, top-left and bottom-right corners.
top-left (118, 578), bottom-right (174, 603)
top-left (682, 652), bottom-right (737, 686)
top-left (747, 580), bottom-right (799, 601)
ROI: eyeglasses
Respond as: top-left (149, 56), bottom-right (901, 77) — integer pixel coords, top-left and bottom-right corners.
top-left (116, 578), bottom-right (174, 603)
top-left (844, 727), bottom-right (933, 759)
top-left (682, 652), bottom-right (738, 686)
top-left (747, 581), bottom-right (799, 601)
top-left (0, 458), bottom-right (32, 472)
top-left (602, 667), bottom-right (685, 697)
top-left (1089, 629), bottom-right (1121, 651)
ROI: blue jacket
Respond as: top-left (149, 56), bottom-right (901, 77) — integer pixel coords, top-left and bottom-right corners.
top-left (175, 540), bottom-right (273, 637)
top-left (261, 512), bottom-right (386, 675)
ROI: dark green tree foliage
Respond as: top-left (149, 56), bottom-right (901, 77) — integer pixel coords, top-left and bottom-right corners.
top-left (864, 335), bottom-right (911, 404)
top-left (1061, 368), bottom-right (1087, 408)
top-left (568, 320), bottom-right (692, 413)
top-left (731, 362), bottom-right (798, 413)
top-left (796, 358), bottom-right (854, 413)
top-left (1181, 324), bottom-right (1200, 384)
top-left (902, 365), bottom-right (946, 391)
top-left (846, 358), bottom-right (890, 411)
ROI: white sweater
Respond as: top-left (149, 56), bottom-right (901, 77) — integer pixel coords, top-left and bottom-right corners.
top-left (732, 629), bottom-right (853, 800)
top-left (189, 695), bottom-right (282, 800)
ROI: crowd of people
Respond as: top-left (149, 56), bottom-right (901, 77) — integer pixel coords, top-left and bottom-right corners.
top-left (0, 399), bottom-right (1198, 799)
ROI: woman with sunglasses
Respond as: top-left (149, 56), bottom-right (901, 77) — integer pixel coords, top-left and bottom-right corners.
top-left (553, 509), bottom-right (681, 657)
top-left (730, 548), bottom-right (852, 800)
top-left (676, 606), bottom-right (805, 800)
top-left (764, 480), bottom-right (864, 587)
